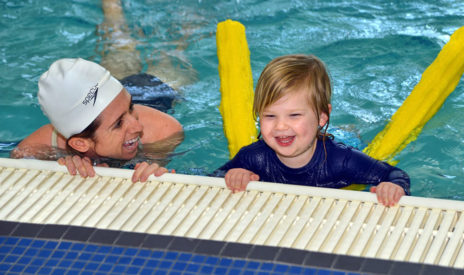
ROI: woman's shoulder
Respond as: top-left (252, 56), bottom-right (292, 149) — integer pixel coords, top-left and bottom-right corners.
top-left (134, 104), bottom-right (183, 143)
top-left (16, 124), bottom-right (55, 148)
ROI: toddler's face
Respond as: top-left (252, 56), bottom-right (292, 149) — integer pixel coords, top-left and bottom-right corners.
top-left (259, 88), bottom-right (328, 168)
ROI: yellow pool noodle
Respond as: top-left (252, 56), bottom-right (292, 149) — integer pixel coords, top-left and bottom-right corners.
top-left (363, 25), bottom-right (464, 163)
top-left (217, 19), bottom-right (258, 158)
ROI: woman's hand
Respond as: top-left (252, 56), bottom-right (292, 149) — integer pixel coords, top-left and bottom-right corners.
top-left (225, 168), bottom-right (259, 193)
top-left (58, 155), bottom-right (103, 178)
top-left (370, 182), bottom-right (405, 207)
top-left (131, 162), bottom-right (173, 183)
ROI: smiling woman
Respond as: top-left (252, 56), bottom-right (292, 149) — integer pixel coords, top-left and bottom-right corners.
top-left (11, 58), bottom-right (183, 182)
top-left (7, 0), bottom-right (198, 181)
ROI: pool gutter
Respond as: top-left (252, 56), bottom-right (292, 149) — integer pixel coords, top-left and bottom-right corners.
top-left (0, 157), bottom-right (463, 269)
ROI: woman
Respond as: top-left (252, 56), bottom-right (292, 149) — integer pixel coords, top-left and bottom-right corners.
top-left (12, 0), bottom-right (198, 181)
top-left (12, 58), bottom-right (182, 182)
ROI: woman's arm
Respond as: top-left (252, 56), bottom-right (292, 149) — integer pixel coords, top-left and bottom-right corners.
top-left (10, 124), bottom-right (67, 159)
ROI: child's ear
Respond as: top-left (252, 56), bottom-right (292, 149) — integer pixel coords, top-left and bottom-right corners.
top-left (67, 137), bottom-right (91, 153)
top-left (319, 104), bottom-right (331, 127)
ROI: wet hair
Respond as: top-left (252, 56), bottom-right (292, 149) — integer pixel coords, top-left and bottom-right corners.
top-left (65, 117), bottom-right (101, 156)
top-left (253, 54), bottom-right (333, 140)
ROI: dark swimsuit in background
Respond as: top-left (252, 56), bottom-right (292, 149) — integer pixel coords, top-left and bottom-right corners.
top-left (120, 73), bottom-right (181, 113)
top-left (215, 138), bottom-right (411, 195)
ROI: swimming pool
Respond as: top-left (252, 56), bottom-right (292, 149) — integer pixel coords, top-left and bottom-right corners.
top-left (1, 0), bottom-right (464, 201)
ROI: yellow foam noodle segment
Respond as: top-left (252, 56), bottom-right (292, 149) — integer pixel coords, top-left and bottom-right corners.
top-left (217, 19), bottom-right (258, 158)
top-left (363, 25), bottom-right (464, 164)
top-left (343, 25), bottom-right (464, 192)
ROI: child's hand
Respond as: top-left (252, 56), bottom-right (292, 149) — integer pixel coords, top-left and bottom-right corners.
top-left (131, 162), bottom-right (172, 183)
top-left (225, 168), bottom-right (260, 193)
top-left (370, 182), bottom-right (405, 207)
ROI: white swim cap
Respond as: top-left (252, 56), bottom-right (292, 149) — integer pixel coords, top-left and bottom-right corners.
top-left (38, 58), bottom-right (123, 138)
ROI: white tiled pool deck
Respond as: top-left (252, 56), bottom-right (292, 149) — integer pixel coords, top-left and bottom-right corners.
top-left (0, 157), bottom-right (463, 271)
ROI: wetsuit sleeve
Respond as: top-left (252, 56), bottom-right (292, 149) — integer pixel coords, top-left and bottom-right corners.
top-left (339, 148), bottom-right (411, 195)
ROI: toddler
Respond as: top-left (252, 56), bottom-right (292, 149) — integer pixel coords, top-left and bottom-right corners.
top-left (216, 54), bottom-right (410, 206)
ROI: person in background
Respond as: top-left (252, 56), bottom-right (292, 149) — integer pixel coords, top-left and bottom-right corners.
top-left (98, 0), bottom-right (196, 91)
top-left (215, 54), bottom-right (410, 207)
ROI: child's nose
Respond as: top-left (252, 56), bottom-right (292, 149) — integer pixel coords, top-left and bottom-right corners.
top-left (275, 118), bottom-right (288, 130)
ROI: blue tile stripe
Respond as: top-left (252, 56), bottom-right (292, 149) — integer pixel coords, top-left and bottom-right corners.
top-left (0, 220), bottom-right (459, 274)
top-left (0, 236), bottom-right (329, 274)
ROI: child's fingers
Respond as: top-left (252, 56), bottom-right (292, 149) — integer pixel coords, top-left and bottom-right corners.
top-left (234, 172), bottom-right (247, 193)
top-left (392, 187), bottom-right (405, 205)
top-left (384, 185), bottom-right (402, 206)
top-left (379, 184), bottom-right (390, 206)
top-left (241, 174), bottom-right (259, 192)
top-left (370, 186), bottom-right (386, 205)
top-left (375, 184), bottom-right (387, 206)
top-left (225, 172), bottom-right (238, 191)
top-left (374, 182), bottom-right (406, 207)
top-left (239, 173), bottom-right (250, 192)
top-left (225, 171), bottom-right (240, 192)
top-left (224, 173), bottom-right (232, 189)
top-left (373, 185), bottom-right (383, 205)
top-left (225, 170), bottom-right (250, 193)
top-left (384, 185), bottom-right (394, 206)
top-left (388, 186), bottom-right (397, 206)
top-left (224, 169), bottom-right (258, 193)
top-left (378, 191), bottom-right (386, 206)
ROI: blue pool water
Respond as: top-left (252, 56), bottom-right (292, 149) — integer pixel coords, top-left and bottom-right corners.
top-left (1, 0), bottom-right (464, 201)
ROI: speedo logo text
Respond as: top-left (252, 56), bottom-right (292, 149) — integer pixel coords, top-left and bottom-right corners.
top-left (82, 84), bottom-right (99, 106)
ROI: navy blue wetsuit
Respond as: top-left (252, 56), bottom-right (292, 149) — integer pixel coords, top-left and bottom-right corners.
top-left (215, 139), bottom-right (410, 195)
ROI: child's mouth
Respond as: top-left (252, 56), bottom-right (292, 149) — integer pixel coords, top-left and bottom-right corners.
top-left (275, 136), bottom-right (294, 146)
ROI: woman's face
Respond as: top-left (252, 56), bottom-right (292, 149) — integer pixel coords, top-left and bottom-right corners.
top-left (89, 89), bottom-right (143, 160)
